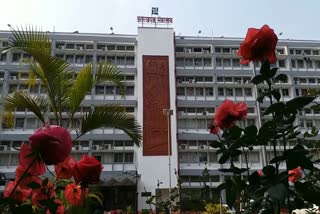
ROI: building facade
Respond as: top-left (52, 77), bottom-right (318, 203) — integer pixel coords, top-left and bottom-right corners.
top-left (0, 26), bottom-right (320, 210)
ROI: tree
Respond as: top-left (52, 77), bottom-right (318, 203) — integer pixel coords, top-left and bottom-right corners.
top-left (2, 26), bottom-right (142, 146)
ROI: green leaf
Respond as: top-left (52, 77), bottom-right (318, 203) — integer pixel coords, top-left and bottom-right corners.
top-left (263, 102), bottom-right (285, 116)
top-left (257, 91), bottom-right (268, 103)
top-left (262, 165), bottom-right (276, 176)
top-left (251, 75), bottom-right (265, 85)
top-left (269, 155), bottom-right (286, 164)
top-left (260, 60), bottom-right (270, 77)
top-left (244, 125), bottom-right (258, 136)
top-left (268, 67), bottom-right (278, 78)
top-left (294, 181), bottom-right (320, 205)
top-left (219, 153), bottom-right (230, 164)
top-left (80, 105), bottom-right (142, 146)
top-left (271, 90), bottom-right (281, 102)
top-left (3, 91), bottom-right (48, 123)
top-left (27, 181), bottom-right (41, 189)
top-left (286, 96), bottom-right (316, 113)
top-left (274, 73), bottom-right (288, 83)
top-left (228, 126), bottom-right (243, 139)
top-left (13, 204), bottom-right (33, 214)
top-left (210, 140), bottom-right (221, 148)
top-left (225, 179), bottom-right (237, 209)
top-left (268, 183), bottom-right (288, 201)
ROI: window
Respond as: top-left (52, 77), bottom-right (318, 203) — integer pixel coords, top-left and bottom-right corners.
top-left (186, 87), bottom-right (194, 96)
top-left (177, 87), bottom-right (185, 96)
top-left (217, 76), bottom-right (223, 82)
top-left (203, 58), bottom-right (212, 66)
top-left (218, 88), bottom-right (224, 96)
top-left (114, 153), bottom-right (123, 163)
top-left (116, 45), bottom-right (125, 51)
top-left (282, 89), bottom-right (289, 97)
top-left (124, 153), bottom-right (134, 163)
top-left (194, 58), bottom-right (203, 67)
top-left (278, 60), bottom-right (286, 68)
top-left (199, 153), bottom-right (207, 163)
top-left (126, 56), bottom-right (134, 65)
top-left (306, 120), bottom-right (313, 128)
top-left (300, 78), bottom-right (307, 83)
top-left (223, 58), bottom-right (231, 67)
top-left (97, 55), bottom-right (105, 63)
top-left (66, 44), bottom-right (75, 49)
top-left (222, 48), bottom-right (230, 54)
top-left (193, 48), bottom-right (202, 53)
top-left (205, 88), bottom-right (213, 96)
top-left (244, 88), bottom-right (252, 96)
top-left (304, 50), bottom-right (311, 55)
top-left (126, 46), bottom-right (134, 51)
top-left (225, 77), bottom-right (232, 82)
top-left (66, 55), bottom-right (74, 63)
top-left (95, 86), bottom-right (104, 95)
top-left (304, 108), bottom-right (311, 114)
top-left (9, 84), bottom-right (17, 93)
top-left (289, 49), bottom-right (294, 55)
top-left (297, 60), bottom-right (304, 68)
top-left (195, 87), bottom-right (204, 96)
top-left (291, 60), bottom-right (296, 68)
top-left (226, 88), bottom-right (233, 96)
top-left (107, 45), bottom-right (115, 51)
top-left (26, 118), bottom-right (36, 129)
top-left (235, 88), bottom-right (243, 96)
top-left (12, 53), bottom-right (21, 62)
top-left (75, 55), bottom-right (84, 64)
top-left (185, 58), bottom-right (193, 66)
top-left (204, 76), bottom-right (213, 82)
top-left (316, 61), bottom-right (320, 69)
top-left (175, 47), bottom-right (184, 52)
top-left (307, 60), bottom-right (314, 68)
top-left (247, 107), bottom-right (255, 113)
top-left (313, 50), bottom-right (320, 55)
top-left (126, 86), bottom-right (134, 95)
top-left (309, 78), bottom-right (316, 84)
top-left (187, 108), bottom-right (196, 114)
top-left (215, 58), bottom-right (222, 67)
top-left (85, 44), bottom-right (93, 50)
top-left (30, 85), bottom-right (39, 94)
top-left (247, 119), bottom-right (255, 126)
top-left (300, 119), bottom-right (305, 128)
top-left (105, 86), bottom-right (115, 95)
top-left (97, 44), bottom-right (106, 50)
top-left (195, 77), bottom-right (204, 83)
top-left (15, 118), bottom-right (24, 128)
top-left (296, 49), bottom-right (302, 55)
top-left (215, 47), bottom-right (221, 53)
top-left (107, 56), bottom-right (116, 64)
top-left (232, 58), bottom-right (240, 67)
top-left (209, 152), bottom-right (217, 163)
top-left (0, 53), bottom-right (6, 62)
top-left (116, 56), bottom-right (125, 65)
top-left (277, 49), bottom-right (285, 55)
top-left (85, 55), bottom-right (93, 63)
top-left (176, 58), bottom-right (184, 67)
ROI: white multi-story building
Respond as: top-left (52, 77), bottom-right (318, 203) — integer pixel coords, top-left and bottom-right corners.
top-left (0, 24), bottom-right (320, 211)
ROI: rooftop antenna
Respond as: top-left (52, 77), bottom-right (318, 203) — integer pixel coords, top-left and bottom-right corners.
top-left (110, 27), bottom-right (114, 34)
top-left (197, 30), bottom-right (202, 37)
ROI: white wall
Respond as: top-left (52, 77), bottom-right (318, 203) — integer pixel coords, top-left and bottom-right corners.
top-left (136, 27), bottom-right (178, 210)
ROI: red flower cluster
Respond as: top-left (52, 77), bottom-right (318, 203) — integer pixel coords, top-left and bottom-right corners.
top-left (212, 100), bottom-right (247, 131)
top-left (238, 25), bottom-right (278, 65)
top-left (3, 125), bottom-right (103, 210)
top-left (288, 166), bottom-right (302, 183)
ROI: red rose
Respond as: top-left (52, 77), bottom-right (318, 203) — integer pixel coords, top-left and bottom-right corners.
top-left (64, 183), bottom-right (88, 206)
top-left (209, 123), bottom-right (220, 134)
top-left (214, 100), bottom-right (247, 130)
top-left (55, 156), bottom-right (76, 179)
top-left (19, 143), bottom-right (46, 176)
top-left (32, 181), bottom-right (54, 206)
top-left (73, 154), bottom-right (103, 184)
top-left (15, 164), bottom-right (41, 188)
top-left (238, 25), bottom-right (278, 65)
top-left (29, 125), bottom-right (72, 164)
top-left (288, 167), bottom-right (302, 183)
top-left (4, 181), bottom-right (31, 202)
top-left (257, 170), bottom-right (264, 177)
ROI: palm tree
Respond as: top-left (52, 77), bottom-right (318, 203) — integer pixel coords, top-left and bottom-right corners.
top-left (2, 26), bottom-right (141, 146)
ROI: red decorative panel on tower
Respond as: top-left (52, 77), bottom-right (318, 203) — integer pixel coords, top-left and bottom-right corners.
top-left (143, 56), bottom-right (170, 156)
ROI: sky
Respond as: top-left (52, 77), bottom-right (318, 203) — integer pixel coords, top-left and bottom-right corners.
top-left (1, 0), bottom-right (320, 40)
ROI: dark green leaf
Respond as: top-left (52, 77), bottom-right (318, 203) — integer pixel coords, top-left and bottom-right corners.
top-left (260, 60), bottom-right (270, 77)
top-left (269, 155), bottom-right (286, 164)
top-left (251, 75), bottom-right (265, 85)
top-left (219, 153), bottom-right (230, 164)
top-left (262, 165), bottom-right (276, 176)
top-left (225, 179), bottom-right (237, 209)
top-left (268, 67), bottom-right (278, 78)
top-left (295, 181), bottom-right (320, 205)
top-left (268, 183), bottom-right (288, 201)
top-left (286, 96), bottom-right (316, 113)
top-left (13, 204), bottom-right (33, 214)
top-left (263, 102), bottom-right (285, 115)
top-left (244, 125), bottom-right (258, 136)
top-left (228, 126), bottom-right (243, 139)
top-left (257, 91), bottom-right (269, 103)
top-left (210, 140), bottom-right (221, 148)
top-left (271, 90), bottom-right (281, 102)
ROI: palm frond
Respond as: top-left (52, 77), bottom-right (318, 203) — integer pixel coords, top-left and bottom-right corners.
top-left (95, 62), bottom-right (125, 95)
top-left (80, 105), bottom-right (142, 146)
top-left (3, 91), bottom-right (49, 123)
top-left (68, 64), bottom-right (93, 115)
top-left (7, 25), bottom-right (51, 56)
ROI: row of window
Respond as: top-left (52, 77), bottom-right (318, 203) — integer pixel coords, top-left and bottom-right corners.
top-left (177, 118), bottom-right (256, 130)
top-left (293, 77), bottom-right (320, 84)
top-left (179, 151), bottom-right (260, 164)
top-left (177, 107), bottom-right (255, 115)
top-left (55, 42), bottom-right (134, 52)
top-left (176, 87), bottom-right (253, 97)
top-left (291, 59), bottom-right (320, 69)
top-left (289, 49), bottom-right (320, 56)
